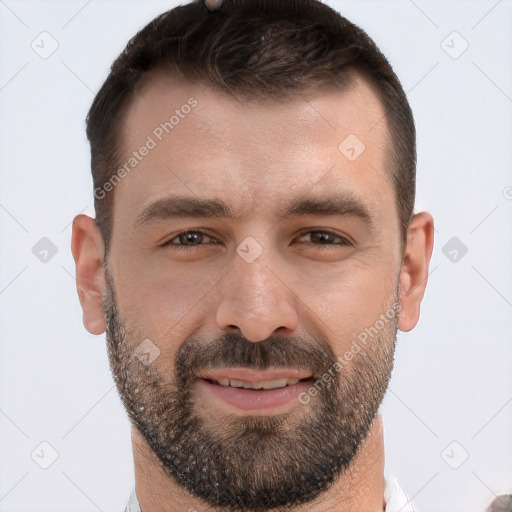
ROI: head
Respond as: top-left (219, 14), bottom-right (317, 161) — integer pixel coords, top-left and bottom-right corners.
top-left (72, 0), bottom-right (434, 510)
top-left (87, 0), bottom-right (417, 252)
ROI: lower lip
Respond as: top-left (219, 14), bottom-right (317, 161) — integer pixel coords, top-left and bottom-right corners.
top-left (197, 379), bottom-right (312, 412)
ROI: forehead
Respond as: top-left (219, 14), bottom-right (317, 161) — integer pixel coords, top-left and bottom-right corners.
top-left (114, 71), bottom-right (393, 227)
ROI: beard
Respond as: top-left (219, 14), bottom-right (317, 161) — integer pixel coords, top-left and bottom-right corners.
top-left (103, 267), bottom-right (398, 511)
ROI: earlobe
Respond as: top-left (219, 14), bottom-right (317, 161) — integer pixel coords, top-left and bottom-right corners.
top-left (397, 212), bottom-right (435, 332)
top-left (71, 214), bottom-right (107, 335)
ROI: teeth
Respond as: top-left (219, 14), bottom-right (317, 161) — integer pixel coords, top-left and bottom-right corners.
top-left (262, 379), bottom-right (288, 389)
top-left (215, 378), bottom-right (300, 390)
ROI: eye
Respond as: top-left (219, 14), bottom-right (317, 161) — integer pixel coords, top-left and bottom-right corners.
top-left (161, 230), bottom-right (218, 249)
top-left (160, 229), bottom-right (352, 251)
top-left (295, 230), bottom-right (352, 247)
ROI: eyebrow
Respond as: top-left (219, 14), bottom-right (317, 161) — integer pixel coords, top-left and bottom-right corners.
top-left (134, 193), bottom-right (375, 229)
top-left (135, 196), bottom-right (236, 226)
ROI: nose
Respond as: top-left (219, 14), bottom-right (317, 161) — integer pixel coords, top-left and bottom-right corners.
top-left (215, 250), bottom-right (300, 343)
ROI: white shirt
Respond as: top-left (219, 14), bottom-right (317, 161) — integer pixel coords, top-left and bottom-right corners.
top-left (124, 474), bottom-right (415, 511)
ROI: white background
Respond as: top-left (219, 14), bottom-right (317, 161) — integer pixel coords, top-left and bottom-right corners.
top-left (0, 1), bottom-right (511, 511)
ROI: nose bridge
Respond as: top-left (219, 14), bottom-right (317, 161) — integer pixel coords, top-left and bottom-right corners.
top-left (235, 249), bottom-right (277, 309)
top-left (215, 242), bottom-right (300, 342)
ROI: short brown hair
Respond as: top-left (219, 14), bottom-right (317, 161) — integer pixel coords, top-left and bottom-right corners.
top-left (86, 0), bottom-right (416, 252)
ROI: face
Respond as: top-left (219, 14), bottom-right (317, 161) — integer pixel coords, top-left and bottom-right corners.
top-left (98, 72), bottom-right (406, 510)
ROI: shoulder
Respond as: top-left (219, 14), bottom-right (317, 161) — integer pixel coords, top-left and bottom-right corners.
top-left (384, 474), bottom-right (415, 512)
top-left (124, 487), bottom-right (141, 512)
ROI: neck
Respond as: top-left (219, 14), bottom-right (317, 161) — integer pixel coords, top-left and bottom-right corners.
top-left (132, 413), bottom-right (386, 512)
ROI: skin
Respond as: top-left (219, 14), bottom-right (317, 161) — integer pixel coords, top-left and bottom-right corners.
top-left (72, 71), bottom-right (434, 511)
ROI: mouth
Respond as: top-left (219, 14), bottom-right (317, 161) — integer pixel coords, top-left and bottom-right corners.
top-left (196, 368), bottom-right (314, 413)
top-left (205, 377), bottom-right (305, 390)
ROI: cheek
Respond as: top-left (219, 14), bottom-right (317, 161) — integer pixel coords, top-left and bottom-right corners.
top-left (117, 252), bottom-right (217, 313)
top-left (297, 262), bottom-right (398, 351)
top-left (115, 266), bottom-right (221, 355)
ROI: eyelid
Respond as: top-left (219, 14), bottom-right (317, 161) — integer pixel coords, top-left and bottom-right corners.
top-left (294, 229), bottom-right (353, 246)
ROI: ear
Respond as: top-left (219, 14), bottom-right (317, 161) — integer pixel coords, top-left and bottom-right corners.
top-left (398, 211), bottom-right (435, 332)
top-left (71, 214), bottom-right (106, 335)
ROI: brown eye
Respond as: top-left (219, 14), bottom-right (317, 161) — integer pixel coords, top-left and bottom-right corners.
top-left (162, 230), bottom-right (216, 249)
top-left (296, 230), bottom-right (352, 246)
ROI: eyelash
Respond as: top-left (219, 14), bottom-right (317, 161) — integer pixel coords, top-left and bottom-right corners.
top-left (161, 229), bottom-right (353, 250)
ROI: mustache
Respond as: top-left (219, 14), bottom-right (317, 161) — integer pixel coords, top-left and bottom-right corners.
top-left (174, 332), bottom-right (335, 381)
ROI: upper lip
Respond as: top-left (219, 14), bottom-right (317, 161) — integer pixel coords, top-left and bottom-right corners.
top-left (198, 367), bottom-right (313, 383)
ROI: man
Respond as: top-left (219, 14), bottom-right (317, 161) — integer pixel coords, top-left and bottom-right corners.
top-left (71, 0), bottom-right (434, 510)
